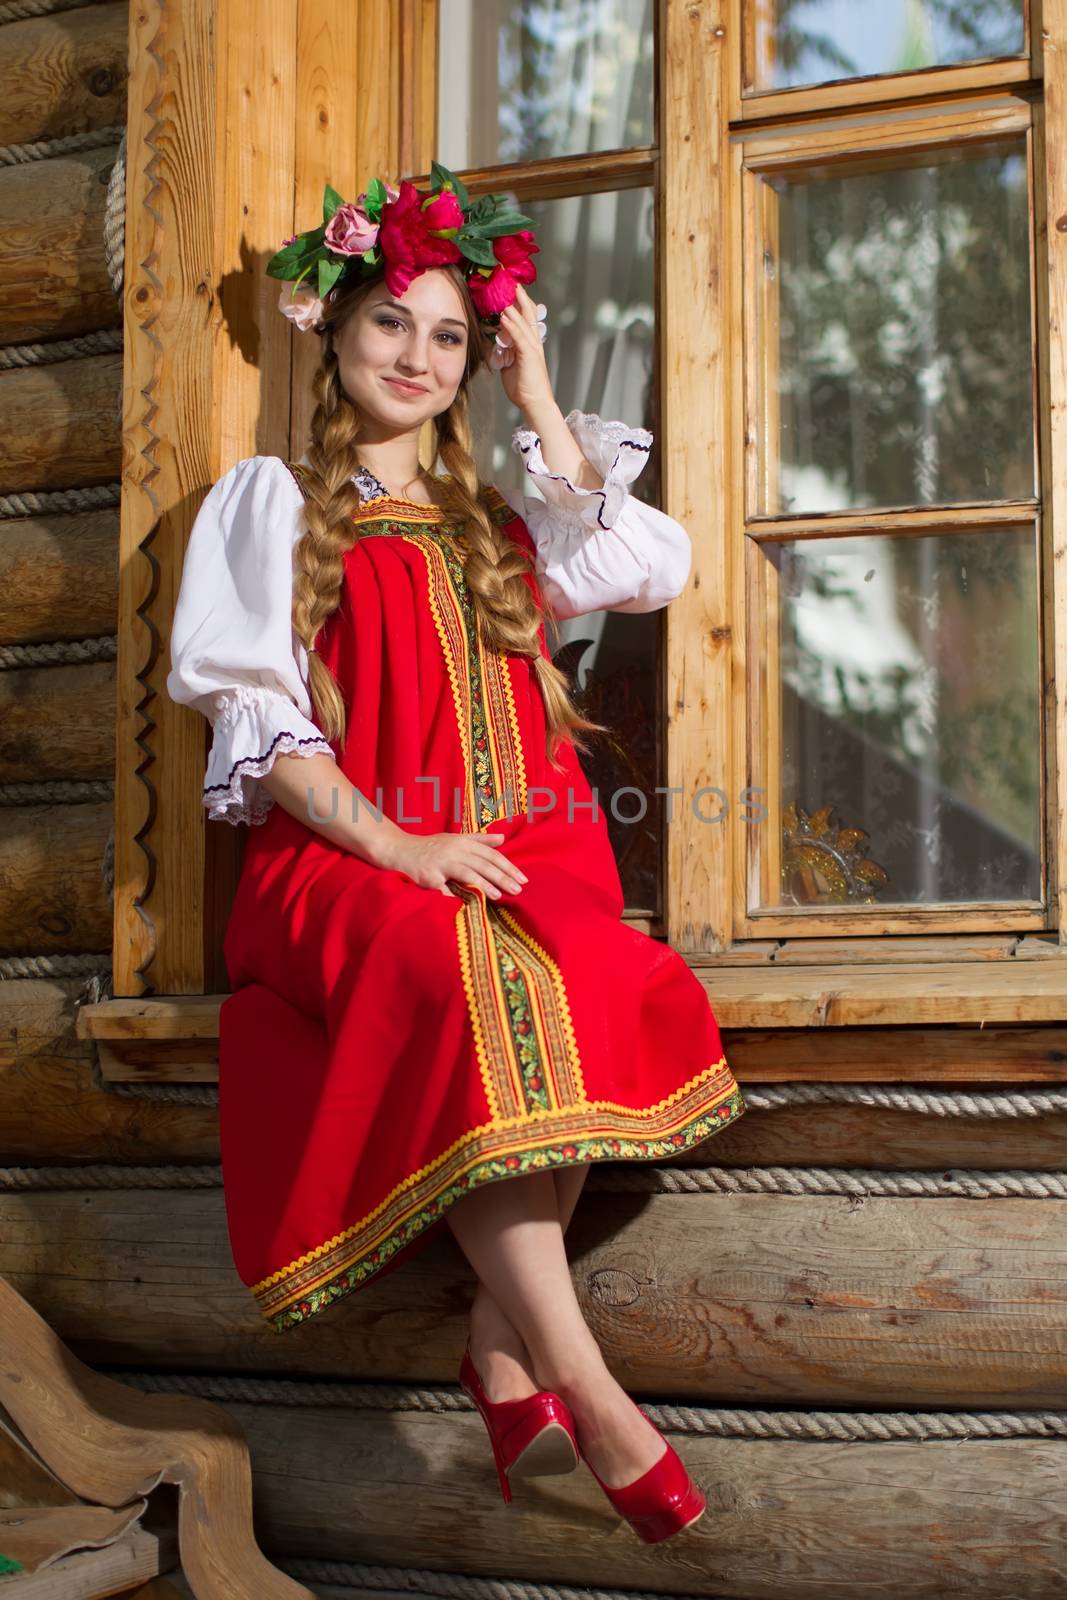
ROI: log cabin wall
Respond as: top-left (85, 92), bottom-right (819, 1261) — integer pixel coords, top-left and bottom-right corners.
top-left (1, 1), bottom-right (1065, 1596)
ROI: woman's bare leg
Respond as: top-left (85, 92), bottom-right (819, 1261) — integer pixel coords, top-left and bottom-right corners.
top-left (467, 1166), bottom-right (588, 1400)
top-left (449, 1168), bottom-right (667, 1487)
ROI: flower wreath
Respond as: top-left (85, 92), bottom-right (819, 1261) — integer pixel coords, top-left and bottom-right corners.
top-left (266, 159), bottom-right (547, 370)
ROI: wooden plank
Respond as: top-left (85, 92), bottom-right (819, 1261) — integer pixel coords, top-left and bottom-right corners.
top-left (76, 955), bottom-right (1067, 1046)
top-left (428, 146), bottom-right (654, 199)
top-left (0, 1503), bottom-right (147, 1577)
top-left (738, 58), bottom-right (1035, 125)
top-left (0, 1525), bottom-right (178, 1599)
top-left (738, 96), bottom-right (1032, 171)
top-left (720, 1023), bottom-right (1067, 1080)
top-left (118, 0), bottom-right (298, 997)
top-left (0, 980), bottom-right (218, 1165)
top-left (7, 1188), bottom-right (1066, 1406)
top-left (0, 1281), bottom-right (309, 1599)
top-left (749, 500), bottom-right (1039, 536)
top-left (660, 0), bottom-right (733, 953)
top-left (212, 1402), bottom-right (1067, 1596)
top-left (700, 960), bottom-right (1067, 1027)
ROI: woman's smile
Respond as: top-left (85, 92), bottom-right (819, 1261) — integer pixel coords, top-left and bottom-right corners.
top-left (383, 375), bottom-right (429, 396)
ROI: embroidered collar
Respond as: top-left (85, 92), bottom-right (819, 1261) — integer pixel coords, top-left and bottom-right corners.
top-left (352, 463), bottom-right (391, 502)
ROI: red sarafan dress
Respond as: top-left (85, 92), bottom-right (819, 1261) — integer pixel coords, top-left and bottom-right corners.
top-left (166, 409), bottom-right (746, 1334)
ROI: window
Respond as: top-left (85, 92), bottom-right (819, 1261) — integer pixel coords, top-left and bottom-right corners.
top-left (437, 0), bottom-right (666, 920)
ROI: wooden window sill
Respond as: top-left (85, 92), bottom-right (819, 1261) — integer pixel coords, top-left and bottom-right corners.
top-left (75, 950), bottom-right (1067, 1084)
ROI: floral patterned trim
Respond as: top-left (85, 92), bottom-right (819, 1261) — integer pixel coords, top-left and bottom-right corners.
top-left (511, 408), bottom-right (653, 532)
top-left (258, 1082), bottom-right (746, 1333)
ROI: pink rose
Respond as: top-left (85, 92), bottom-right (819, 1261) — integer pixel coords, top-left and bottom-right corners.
top-left (278, 286), bottom-right (325, 333)
top-left (325, 201), bottom-right (379, 256)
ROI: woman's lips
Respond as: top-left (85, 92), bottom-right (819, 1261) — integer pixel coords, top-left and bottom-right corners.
top-left (384, 377), bottom-right (428, 396)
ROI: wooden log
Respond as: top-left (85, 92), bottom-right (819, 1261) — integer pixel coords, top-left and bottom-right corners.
top-left (0, 355), bottom-right (122, 493)
top-left (0, 661), bottom-right (114, 783)
top-left (0, 510), bottom-right (118, 644)
top-left (0, 4), bottom-right (128, 146)
top-left (0, 980), bottom-right (219, 1165)
top-left (209, 1399), bottom-right (1066, 1597)
top-left (4, 1187), bottom-right (1065, 1405)
top-left (0, 801), bottom-right (111, 954)
top-left (1, 148), bottom-right (120, 344)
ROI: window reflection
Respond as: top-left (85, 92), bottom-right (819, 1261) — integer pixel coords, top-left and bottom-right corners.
top-left (468, 187), bottom-right (663, 913)
top-left (759, 142), bottom-right (1033, 513)
top-left (437, 0), bottom-right (654, 168)
top-left (757, 526), bottom-right (1042, 907)
top-left (749, 0), bottom-right (1025, 94)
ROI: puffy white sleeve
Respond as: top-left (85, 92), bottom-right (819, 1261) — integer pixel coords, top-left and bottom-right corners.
top-left (498, 409), bottom-right (692, 621)
top-left (165, 455), bottom-right (336, 826)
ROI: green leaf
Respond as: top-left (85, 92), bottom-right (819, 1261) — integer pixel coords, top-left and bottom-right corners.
top-left (265, 241), bottom-right (313, 280)
top-left (479, 210), bottom-right (536, 238)
top-left (317, 256), bottom-right (345, 297)
top-left (365, 176), bottom-right (387, 218)
top-left (456, 234), bottom-right (498, 268)
top-left (323, 184), bottom-right (346, 223)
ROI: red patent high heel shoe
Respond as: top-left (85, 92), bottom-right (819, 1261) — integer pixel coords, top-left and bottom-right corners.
top-left (582, 1423), bottom-right (707, 1544)
top-left (459, 1338), bottom-right (580, 1505)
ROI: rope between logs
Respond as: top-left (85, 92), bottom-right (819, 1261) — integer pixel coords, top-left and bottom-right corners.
top-left (0, 0), bottom-right (109, 22)
top-left (87, 1073), bottom-right (1067, 1118)
top-left (0, 122), bottom-right (122, 166)
top-left (4, 1161), bottom-right (1065, 1197)
top-left (92, 1366), bottom-right (1067, 1442)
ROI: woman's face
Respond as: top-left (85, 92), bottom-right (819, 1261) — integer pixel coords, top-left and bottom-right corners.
top-left (333, 270), bottom-right (471, 435)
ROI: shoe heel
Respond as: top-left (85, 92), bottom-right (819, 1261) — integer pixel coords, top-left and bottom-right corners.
top-left (459, 1339), bottom-right (578, 1506)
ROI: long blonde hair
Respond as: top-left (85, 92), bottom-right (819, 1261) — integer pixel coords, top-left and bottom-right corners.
top-left (291, 262), bottom-right (608, 771)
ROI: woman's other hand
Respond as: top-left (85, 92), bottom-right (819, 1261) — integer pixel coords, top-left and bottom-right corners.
top-left (494, 283), bottom-right (555, 414)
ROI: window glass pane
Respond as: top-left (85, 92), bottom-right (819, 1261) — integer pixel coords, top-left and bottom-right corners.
top-left (754, 526), bottom-right (1042, 908)
top-left (749, 0), bottom-right (1025, 94)
top-left (437, 0), bottom-right (654, 168)
top-left (468, 188), bottom-right (663, 914)
top-left (759, 142), bottom-right (1033, 514)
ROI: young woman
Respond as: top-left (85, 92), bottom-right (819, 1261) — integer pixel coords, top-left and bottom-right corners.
top-left (167, 167), bottom-right (746, 1544)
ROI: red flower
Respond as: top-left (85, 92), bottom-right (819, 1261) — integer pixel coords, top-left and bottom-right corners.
top-left (672, 1133), bottom-right (685, 1146)
top-left (467, 230), bottom-right (540, 317)
top-left (528, 1074), bottom-right (542, 1090)
top-left (562, 1144), bottom-right (577, 1159)
top-left (299, 1301), bottom-right (312, 1315)
top-left (505, 1155), bottom-right (521, 1169)
top-left (718, 1106), bottom-right (731, 1118)
top-left (378, 180), bottom-right (462, 297)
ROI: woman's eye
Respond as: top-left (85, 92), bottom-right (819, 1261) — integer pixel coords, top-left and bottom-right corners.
top-left (377, 317), bottom-right (460, 345)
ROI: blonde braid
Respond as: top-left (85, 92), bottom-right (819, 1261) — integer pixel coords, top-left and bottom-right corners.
top-left (291, 334), bottom-right (365, 744)
top-left (434, 388), bottom-right (609, 771)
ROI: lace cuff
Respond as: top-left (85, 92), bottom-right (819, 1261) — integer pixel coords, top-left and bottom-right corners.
top-left (510, 408), bottom-right (653, 532)
top-left (203, 683), bottom-right (335, 826)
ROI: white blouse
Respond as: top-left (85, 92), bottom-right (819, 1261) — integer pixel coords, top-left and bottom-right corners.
top-left (166, 408), bottom-right (691, 827)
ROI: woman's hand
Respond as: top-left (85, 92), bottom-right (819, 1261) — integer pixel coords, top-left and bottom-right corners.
top-left (387, 830), bottom-right (528, 900)
top-left (495, 283), bottom-right (556, 414)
